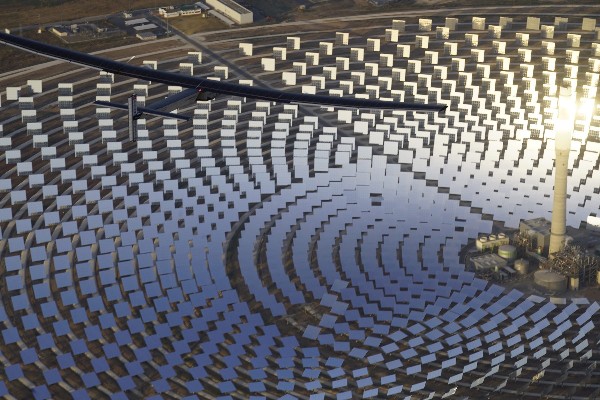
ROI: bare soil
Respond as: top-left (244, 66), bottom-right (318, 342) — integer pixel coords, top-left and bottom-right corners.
top-left (0, 0), bottom-right (192, 29)
top-left (168, 14), bottom-right (228, 35)
top-left (0, 30), bottom-right (141, 75)
top-left (267, 0), bottom-right (593, 22)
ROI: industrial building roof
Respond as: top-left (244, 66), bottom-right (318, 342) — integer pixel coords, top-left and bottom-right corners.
top-left (520, 217), bottom-right (552, 235)
top-left (218, 0), bottom-right (252, 15)
top-left (471, 253), bottom-right (508, 270)
top-left (124, 18), bottom-right (148, 26)
top-left (133, 23), bottom-right (158, 31)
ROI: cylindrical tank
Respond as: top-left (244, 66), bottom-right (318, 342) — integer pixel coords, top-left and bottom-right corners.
top-left (597, 270), bottom-right (600, 285)
top-left (534, 270), bottom-right (567, 293)
top-left (489, 234), bottom-right (497, 241)
top-left (514, 259), bottom-right (529, 275)
top-left (569, 277), bottom-right (580, 291)
top-left (479, 236), bottom-right (488, 243)
top-left (498, 233), bottom-right (506, 239)
top-left (498, 244), bottom-right (517, 260)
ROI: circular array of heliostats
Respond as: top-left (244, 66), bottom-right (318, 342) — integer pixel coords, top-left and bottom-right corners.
top-left (1, 11), bottom-right (600, 400)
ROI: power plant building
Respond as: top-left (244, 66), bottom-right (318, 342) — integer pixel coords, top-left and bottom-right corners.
top-left (469, 253), bottom-right (507, 272)
top-left (159, 5), bottom-right (203, 18)
top-left (519, 217), bottom-right (552, 255)
top-left (206, 0), bottom-right (253, 24)
top-left (476, 233), bottom-right (509, 252)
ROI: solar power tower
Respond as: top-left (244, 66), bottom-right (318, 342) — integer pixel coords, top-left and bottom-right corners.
top-left (548, 86), bottom-right (575, 256)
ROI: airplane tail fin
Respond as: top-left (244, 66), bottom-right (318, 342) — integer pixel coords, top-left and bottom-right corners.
top-left (95, 93), bottom-right (190, 141)
top-left (93, 100), bottom-right (190, 121)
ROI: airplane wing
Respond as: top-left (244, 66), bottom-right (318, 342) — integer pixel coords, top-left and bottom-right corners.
top-left (0, 32), bottom-right (446, 112)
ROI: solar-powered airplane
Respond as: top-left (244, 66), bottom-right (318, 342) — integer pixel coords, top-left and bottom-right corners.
top-left (0, 31), bottom-right (446, 138)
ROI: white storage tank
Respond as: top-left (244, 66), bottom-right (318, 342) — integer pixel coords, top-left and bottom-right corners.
top-left (498, 244), bottom-right (517, 261)
top-left (534, 270), bottom-right (567, 293)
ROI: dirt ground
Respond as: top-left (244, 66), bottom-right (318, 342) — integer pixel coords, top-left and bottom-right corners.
top-left (167, 14), bottom-right (228, 35)
top-left (269, 0), bottom-right (594, 21)
top-left (0, 30), bottom-right (139, 75)
top-left (245, 0), bottom-right (302, 21)
top-left (242, 0), bottom-right (369, 23)
top-left (0, 0), bottom-right (192, 29)
top-left (1, 0), bottom-right (592, 32)
top-left (2, 0), bottom-right (595, 73)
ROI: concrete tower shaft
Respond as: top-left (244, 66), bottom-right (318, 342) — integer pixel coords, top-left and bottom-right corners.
top-left (548, 87), bottom-right (575, 256)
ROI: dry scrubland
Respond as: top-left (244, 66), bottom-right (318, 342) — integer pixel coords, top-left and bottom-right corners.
top-left (1, 0), bottom-right (588, 30)
top-left (255, 0), bottom-right (593, 22)
top-left (253, 0), bottom-right (489, 23)
top-left (0, 0), bottom-right (592, 72)
top-left (167, 15), bottom-right (228, 35)
top-left (0, 0), bottom-right (191, 29)
top-left (0, 31), bottom-right (139, 74)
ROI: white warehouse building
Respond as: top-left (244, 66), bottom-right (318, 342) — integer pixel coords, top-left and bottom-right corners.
top-left (206, 0), bottom-right (253, 25)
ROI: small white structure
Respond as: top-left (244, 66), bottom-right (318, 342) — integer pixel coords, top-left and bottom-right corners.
top-left (385, 29), bottom-right (399, 42)
top-left (472, 17), bottom-right (486, 31)
top-left (50, 26), bottom-right (69, 37)
top-left (445, 17), bottom-right (458, 30)
top-left (526, 17), bottom-right (541, 31)
top-left (336, 32), bottom-right (349, 45)
top-left (273, 47), bottom-right (287, 60)
top-left (587, 215), bottom-right (600, 232)
top-left (367, 38), bottom-right (380, 52)
top-left (159, 6), bottom-right (202, 18)
top-left (541, 25), bottom-right (555, 39)
top-left (133, 24), bottom-right (157, 31)
top-left (465, 33), bottom-right (479, 47)
top-left (416, 35), bottom-right (429, 49)
top-left (180, 62), bottom-right (194, 75)
top-left (436, 27), bottom-right (449, 40)
top-left (159, 7), bottom-right (180, 18)
top-left (28, 80), bottom-right (43, 94)
top-left (287, 37), bottom-right (300, 50)
top-left (319, 42), bottom-right (333, 56)
top-left (419, 19), bottom-right (432, 32)
top-left (282, 72), bottom-right (296, 86)
top-left (239, 43), bottom-right (253, 56)
top-left (188, 51), bottom-right (202, 64)
top-left (392, 19), bottom-right (405, 31)
top-left (261, 58), bottom-right (275, 72)
top-left (125, 18), bottom-right (148, 26)
top-left (582, 17), bottom-right (596, 31)
top-left (499, 16), bottom-right (513, 29)
top-left (142, 60), bottom-right (157, 70)
top-left (214, 66), bottom-right (228, 79)
top-left (489, 25), bottom-right (502, 39)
